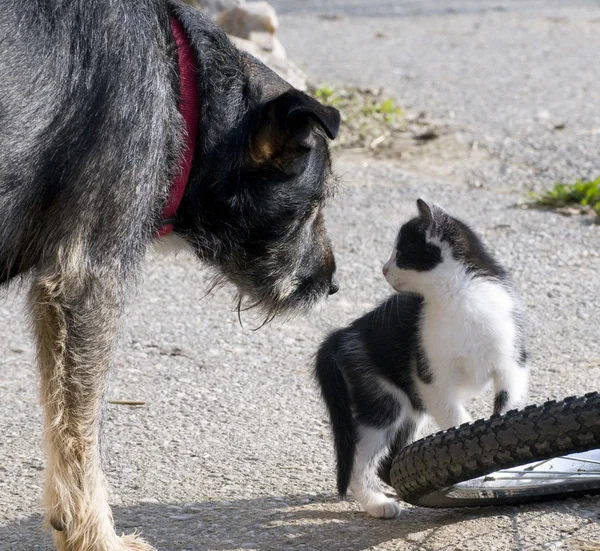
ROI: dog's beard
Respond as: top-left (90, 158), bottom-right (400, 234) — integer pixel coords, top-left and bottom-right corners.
top-left (198, 209), bottom-right (335, 327)
top-left (207, 263), bottom-right (329, 329)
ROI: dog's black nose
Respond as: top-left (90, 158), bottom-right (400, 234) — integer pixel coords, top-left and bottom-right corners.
top-left (329, 275), bottom-right (339, 295)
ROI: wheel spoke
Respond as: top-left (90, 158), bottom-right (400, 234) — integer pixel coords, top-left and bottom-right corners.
top-left (556, 456), bottom-right (600, 467)
top-left (484, 471), bottom-right (600, 481)
top-left (523, 458), bottom-right (554, 471)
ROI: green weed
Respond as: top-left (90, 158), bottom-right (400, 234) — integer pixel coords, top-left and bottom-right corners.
top-left (361, 98), bottom-right (404, 121)
top-left (528, 177), bottom-right (600, 218)
top-left (313, 85), bottom-right (340, 106)
top-left (308, 84), bottom-right (418, 155)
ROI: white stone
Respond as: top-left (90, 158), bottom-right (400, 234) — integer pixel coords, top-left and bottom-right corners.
top-left (216, 2), bottom-right (279, 39)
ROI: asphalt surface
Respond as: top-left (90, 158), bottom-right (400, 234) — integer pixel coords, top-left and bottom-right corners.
top-left (1, 1), bottom-right (600, 550)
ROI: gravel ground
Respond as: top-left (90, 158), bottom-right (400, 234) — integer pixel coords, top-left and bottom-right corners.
top-left (272, 0), bottom-right (600, 193)
top-left (1, 1), bottom-right (600, 550)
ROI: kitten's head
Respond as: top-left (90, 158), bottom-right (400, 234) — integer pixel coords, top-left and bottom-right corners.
top-left (382, 199), bottom-right (506, 295)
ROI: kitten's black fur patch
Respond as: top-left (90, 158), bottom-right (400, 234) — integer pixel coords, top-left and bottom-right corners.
top-left (395, 218), bottom-right (443, 272)
top-left (494, 390), bottom-right (509, 414)
top-left (518, 345), bottom-right (528, 367)
top-left (314, 330), bottom-right (357, 497)
top-left (314, 293), bottom-right (425, 496)
top-left (443, 218), bottom-right (508, 279)
top-left (415, 347), bottom-right (433, 384)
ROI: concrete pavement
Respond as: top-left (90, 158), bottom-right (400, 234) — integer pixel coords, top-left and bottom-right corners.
top-left (1, 1), bottom-right (599, 549)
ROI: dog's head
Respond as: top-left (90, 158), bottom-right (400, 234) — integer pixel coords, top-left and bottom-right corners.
top-left (176, 50), bottom-right (341, 320)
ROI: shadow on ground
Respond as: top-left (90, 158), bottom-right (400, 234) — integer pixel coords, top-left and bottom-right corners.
top-left (0, 493), bottom-right (566, 551)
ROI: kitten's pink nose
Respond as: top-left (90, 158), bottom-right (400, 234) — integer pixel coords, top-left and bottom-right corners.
top-left (383, 266), bottom-right (389, 277)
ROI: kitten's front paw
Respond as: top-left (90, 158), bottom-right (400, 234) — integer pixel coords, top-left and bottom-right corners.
top-left (365, 498), bottom-right (402, 519)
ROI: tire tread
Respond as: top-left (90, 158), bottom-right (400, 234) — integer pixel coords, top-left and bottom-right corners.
top-left (391, 393), bottom-right (600, 505)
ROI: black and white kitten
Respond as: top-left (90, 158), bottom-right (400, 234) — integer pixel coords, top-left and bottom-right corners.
top-left (314, 199), bottom-right (528, 518)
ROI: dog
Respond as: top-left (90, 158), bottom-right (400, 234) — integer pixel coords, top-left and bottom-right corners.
top-left (0, 1), bottom-right (340, 549)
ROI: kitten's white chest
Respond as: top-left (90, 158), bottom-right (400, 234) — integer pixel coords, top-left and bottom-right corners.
top-left (421, 280), bottom-right (517, 390)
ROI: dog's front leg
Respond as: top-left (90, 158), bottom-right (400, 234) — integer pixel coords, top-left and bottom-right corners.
top-left (29, 262), bottom-right (154, 551)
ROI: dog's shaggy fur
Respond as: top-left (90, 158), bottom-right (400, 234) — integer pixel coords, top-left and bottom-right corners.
top-left (0, 1), bottom-right (340, 549)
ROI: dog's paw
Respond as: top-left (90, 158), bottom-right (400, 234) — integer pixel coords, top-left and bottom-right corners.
top-left (54, 532), bottom-right (157, 551)
top-left (49, 515), bottom-right (66, 532)
top-left (45, 489), bottom-right (70, 533)
top-left (365, 498), bottom-right (402, 519)
top-left (120, 534), bottom-right (158, 551)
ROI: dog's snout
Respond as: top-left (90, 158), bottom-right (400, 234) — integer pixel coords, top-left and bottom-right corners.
top-left (329, 274), bottom-right (339, 295)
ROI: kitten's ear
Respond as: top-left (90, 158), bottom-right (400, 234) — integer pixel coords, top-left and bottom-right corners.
top-left (416, 198), bottom-right (436, 227)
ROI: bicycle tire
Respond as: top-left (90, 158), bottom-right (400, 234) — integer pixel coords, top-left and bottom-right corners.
top-left (390, 392), bottom-right (600, 507)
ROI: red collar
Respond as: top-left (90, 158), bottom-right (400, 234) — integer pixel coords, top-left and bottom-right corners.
top-left (155, 16), bottom-right (200, 238)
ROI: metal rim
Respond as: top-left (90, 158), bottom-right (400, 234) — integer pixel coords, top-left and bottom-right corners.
top-left (415, 449), bottom-right (600, 507)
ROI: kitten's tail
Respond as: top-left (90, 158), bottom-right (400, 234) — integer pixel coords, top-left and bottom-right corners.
top-left (314, 330), bottom-right (356, 497)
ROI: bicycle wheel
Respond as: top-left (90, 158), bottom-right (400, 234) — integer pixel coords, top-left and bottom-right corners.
top-left (390, 392), bottom-right (600, 507)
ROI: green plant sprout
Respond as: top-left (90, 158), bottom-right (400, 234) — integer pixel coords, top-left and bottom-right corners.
top-left (529, 177), bottom-right (600, 218)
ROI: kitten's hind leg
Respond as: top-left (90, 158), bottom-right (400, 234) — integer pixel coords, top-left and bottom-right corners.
top-left (349, 424), bottom-right (402, 519)
top-left (493, 363), bottom-right (529, 415)
top-left (377, 418), bottom-right (420, 486)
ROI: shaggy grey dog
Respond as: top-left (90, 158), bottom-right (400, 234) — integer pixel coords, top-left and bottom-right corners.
top-left (0, 1), bottom-right (340, 549)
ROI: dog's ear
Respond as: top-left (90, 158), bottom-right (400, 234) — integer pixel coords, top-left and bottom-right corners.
top-left (249, 90), bottom-right (340, 166)
top-left (284, 92), bottom-right (341, 142)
